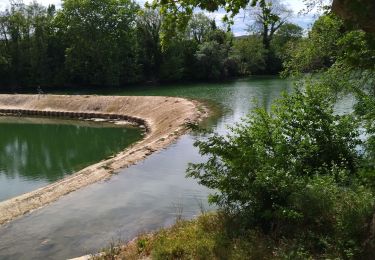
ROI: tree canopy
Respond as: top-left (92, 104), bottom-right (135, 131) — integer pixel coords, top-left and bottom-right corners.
top-left (0, 0), bottom-right (307, 89)
top-left (152, 0), bottom-right (375, 35)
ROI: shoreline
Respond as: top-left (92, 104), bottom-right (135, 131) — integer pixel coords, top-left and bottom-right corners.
top-left (0, 94), bottom-right (208, 226)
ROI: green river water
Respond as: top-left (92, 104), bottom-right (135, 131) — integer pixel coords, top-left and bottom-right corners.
top-left (0, 77), bottom-right (354, 259)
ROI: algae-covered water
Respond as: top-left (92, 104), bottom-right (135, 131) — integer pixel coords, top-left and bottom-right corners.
top-left (0, 117), bottom-right (142, 201)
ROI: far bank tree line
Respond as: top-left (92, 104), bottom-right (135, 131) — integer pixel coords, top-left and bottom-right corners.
top-left (0, 0), bottom-right (302, 89)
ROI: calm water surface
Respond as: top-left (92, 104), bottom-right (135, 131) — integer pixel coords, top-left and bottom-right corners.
top-left (0, 117), bottom-right (142, 201)
top-left (0, 77), bottom-right (353, 259)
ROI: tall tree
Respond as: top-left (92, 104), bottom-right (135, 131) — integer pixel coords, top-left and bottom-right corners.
top-left (232, 36), bottom-right (266, 74)
top-left (245, 0), bottom-right (292, 73)
top-left (282, 14), bottom-right (343, 75)
top-left (55, 0), bottom-right (140, 86)
top-left (186, 13), bottom-right (215, 44)
top-left (247, 0), bottom-right (292, 51)
top-left (136, 8), bottom-right (162, 82)
top-left (0, 1), bottom-right (56, 87)
top-left (272, 22), bottom-right (303, 47)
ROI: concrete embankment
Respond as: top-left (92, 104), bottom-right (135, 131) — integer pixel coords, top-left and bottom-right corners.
top-left (0, 94), bottom-right (207, 225)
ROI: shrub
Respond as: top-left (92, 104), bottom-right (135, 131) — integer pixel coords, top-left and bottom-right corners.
top-left (187, 82), bottom-right (374, 257)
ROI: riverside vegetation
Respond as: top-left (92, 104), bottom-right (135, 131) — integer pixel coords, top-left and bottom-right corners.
top-left (93, 1), bottom-right (375, 259)
top-left (0, 0), bottom-right (302, 89)
top-left (1, 0), bottom-right (374, 259)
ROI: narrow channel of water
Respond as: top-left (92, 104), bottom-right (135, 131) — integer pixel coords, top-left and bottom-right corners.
top-left (0, 117), bottom-right (142, 201)
top-left (0, 77), bottom-right (353, 259)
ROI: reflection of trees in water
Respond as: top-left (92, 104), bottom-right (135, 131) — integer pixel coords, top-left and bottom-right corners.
top-left (180, 78), bottom-right (292, 134)
top-left (0, 123), bottom-right (141, 182)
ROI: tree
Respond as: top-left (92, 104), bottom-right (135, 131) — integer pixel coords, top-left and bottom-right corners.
top-left (271, 23), bottom-right (303, 64)
top-left (150, 0), bottom-right (375, 256)
top-left (244, 0), bottom-right (293, 73)
top-left (186, 13), bottom-right (215, 44)
top-left (283, 14), bottom-right (343, 75)
top-left (136, 8), bottom-right (163, 82)
top-left (272, 22), bottom-right (303, 47)
top-left (232, 36), bottom-right (266, 74)
top-left (0, 1), bottom-right (57, 87)
top-left (0, 10), bottom-right (11, 84)
top-left (195, 41), bottom-right (226, 80)
top-left (247, 0), bottom-right (292, 51)
top-left (55, 0), bottom-right (140, 86)
top-left (193, 29), bottom-right (236, 80)
top-left (159, 40), bottom-right (186, 81)
top-left (153, 0), bottom-right (375, 38)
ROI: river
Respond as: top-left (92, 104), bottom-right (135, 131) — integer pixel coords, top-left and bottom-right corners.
top-left (0, 77), bottom-right (353, 259)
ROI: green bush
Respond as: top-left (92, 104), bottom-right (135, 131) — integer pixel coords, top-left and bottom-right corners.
top-left (187, 82), bottom-right (374, 257)
top-left (290, 174), bottom-right (374, 257)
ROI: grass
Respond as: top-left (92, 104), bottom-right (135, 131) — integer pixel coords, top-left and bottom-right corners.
top-left (94, 213), bottom-right (277, 260)
top-left (93, 210), bottom-right (375, 259)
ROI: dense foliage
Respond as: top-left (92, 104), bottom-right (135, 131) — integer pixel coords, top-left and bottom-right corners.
top-left (1, 0), bottom-right (374, 257)
top-left (188, 83), bottom-right (374, 257)
top-left (153, 0), bottom-right (374, 33)
top-left (185, 2), bottom-right (375, 259)
top-left (0, 0), bottom-right (302, 89)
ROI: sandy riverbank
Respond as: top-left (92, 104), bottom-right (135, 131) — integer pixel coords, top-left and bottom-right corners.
top-left (0, 94), bottom-right (207, 225)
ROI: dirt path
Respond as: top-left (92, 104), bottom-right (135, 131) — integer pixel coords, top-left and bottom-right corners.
top-left (0, 94), bottom-right (207, 225)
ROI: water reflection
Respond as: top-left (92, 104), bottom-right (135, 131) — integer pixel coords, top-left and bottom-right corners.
top-left (0, 118), bottom-right (142, 201)
top-left (0, 77), bottom-right (299, 259)
top-left (0, 135), bottom-right (214, 260)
